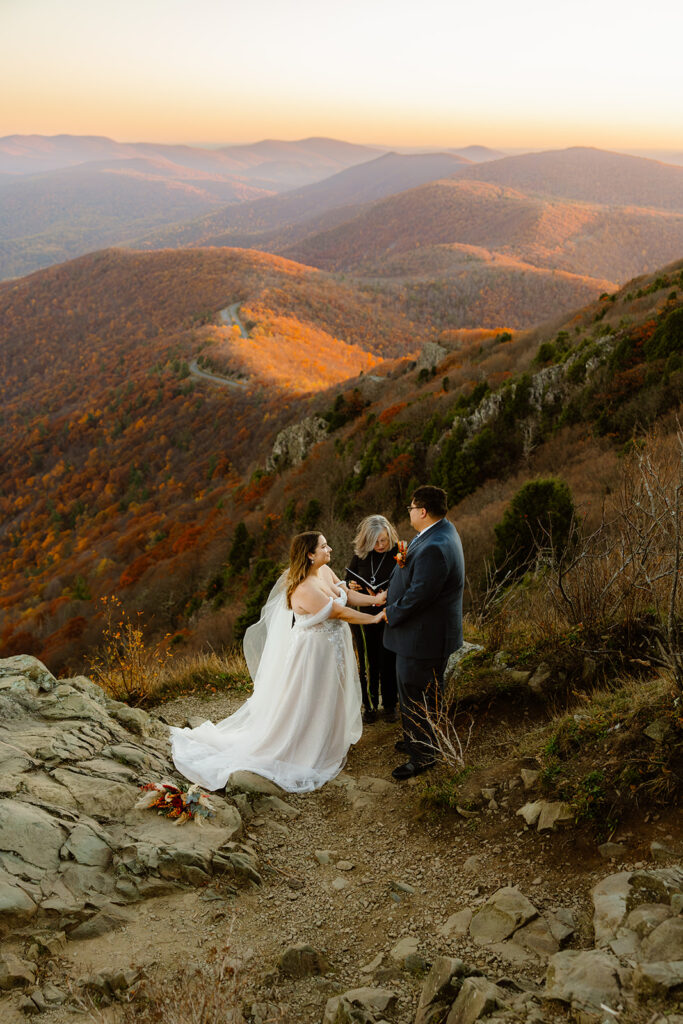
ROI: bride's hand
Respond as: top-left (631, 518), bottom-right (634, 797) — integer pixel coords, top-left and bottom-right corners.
top-left (373, 589), bottom-right (387, 606)
top-left (372, 610), bottom-right (387, 624)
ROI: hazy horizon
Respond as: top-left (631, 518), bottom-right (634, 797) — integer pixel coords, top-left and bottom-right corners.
top-left (3, 0), bottom-right (682, 153)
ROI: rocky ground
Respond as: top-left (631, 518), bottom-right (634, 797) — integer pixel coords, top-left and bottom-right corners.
top-left (0, 656), bottom-right (682, 1024)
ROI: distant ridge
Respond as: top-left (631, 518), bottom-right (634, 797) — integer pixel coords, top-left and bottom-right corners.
top-left (456, 146), bottom-right (683, 210)
top-left (0, 134), bottom-right (384, 188)
top-left (449, 145), bottom-right (506, 162)
top-left (136, 151), bottom-right (473, 250)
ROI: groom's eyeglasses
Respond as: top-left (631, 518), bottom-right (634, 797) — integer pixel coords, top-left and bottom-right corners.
top-left (406, 505), bottom-right (424, 512)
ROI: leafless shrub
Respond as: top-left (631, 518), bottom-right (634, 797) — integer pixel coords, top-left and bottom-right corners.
top-left (404, 687), bottom-right (474, 771)
top-left (467, 549), bottom-right (520, 651)
top-left (545, 425), bottom-right (682, 689)
top-left (120, 950), bottom-right (279, 1024)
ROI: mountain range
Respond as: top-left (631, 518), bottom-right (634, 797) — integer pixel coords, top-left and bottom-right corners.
top-left (2, 137), bottom-right (682, 332)
top-left (0, 135), bottom-right (387, 279)
top-left (0, 134), bottom-right (384, 186)
top-left (1, 242), bottom-right (680, 670)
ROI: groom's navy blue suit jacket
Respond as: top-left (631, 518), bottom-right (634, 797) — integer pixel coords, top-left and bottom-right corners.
top-left (383, 517), bottom-right (464, 660)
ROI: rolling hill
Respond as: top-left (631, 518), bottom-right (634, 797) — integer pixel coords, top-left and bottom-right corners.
top-left (0, 134), bottom-right (383, 188)
top-left (455, 146), bottom-right (683, 210)
top-left (134, 151), bottom-right (473, 251)
top-left (1, 246), bottom-right (680, 674)
top-left (0, 245), bottom-right (421, 667)
top-left (0, 157), bottom-right (271, 280)
top-left (276, 176), bottom-right (683, 327)
top-left (449, 145), bottom-right (506, 162)
top-left (0, 134), bottom-right (388, 280)
top-left (131, 147), bottom-right (683, 329)
top-left (284, 175), bottom-right (683, 281)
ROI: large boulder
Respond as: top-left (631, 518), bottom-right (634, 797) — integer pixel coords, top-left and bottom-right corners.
top-left (415, 957), bottom-right (468, 1024)
top-left (545, 949), bottom-right (629, 1014)
top-left (0, 656), bottom-right (246, 935)
top-left (469, 887), bottom-right (538, 944)
top-left (323, 987), bottom-right (398, 1024)
top-left (593, 868), bottom-right (683, 948)
top-left (640, 918), bottom-right (683, 963)
top-left (633, 960), bottom-right (683, 998)
top-left (266, 415), bottom-right (328, 473)
top-left (0, 656), bottom-right (56, 693)
top-left (445, 977), bottom-right (508, 1024)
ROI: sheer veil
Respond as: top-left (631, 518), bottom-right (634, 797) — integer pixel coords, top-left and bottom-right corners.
top-left (171, 568), bottom-right (362, 793)
top-left (243, 571), bottom-right (292, 686)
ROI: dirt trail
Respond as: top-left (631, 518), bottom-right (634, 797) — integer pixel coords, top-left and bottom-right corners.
top-left (3, 690), bottom-right (680, 1024)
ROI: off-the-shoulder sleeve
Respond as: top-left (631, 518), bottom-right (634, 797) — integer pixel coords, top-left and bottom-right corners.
top-left (297, 596), bottom-right (334, 627)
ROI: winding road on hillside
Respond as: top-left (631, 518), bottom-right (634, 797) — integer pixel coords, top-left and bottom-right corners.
top-left (189, 302), bottom-right (388, 389)
top-left (188, 303), bottom-right (249, 389)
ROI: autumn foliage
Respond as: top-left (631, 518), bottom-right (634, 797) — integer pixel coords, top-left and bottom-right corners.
top-left (1, 246), bottom-right (680, 675)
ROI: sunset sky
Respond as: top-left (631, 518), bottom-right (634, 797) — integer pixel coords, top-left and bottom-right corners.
top-left (2, 0), bottom-right (682, 150)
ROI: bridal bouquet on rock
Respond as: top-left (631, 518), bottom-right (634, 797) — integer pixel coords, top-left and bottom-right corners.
top-left (136, 780), bottom-right (215, 825)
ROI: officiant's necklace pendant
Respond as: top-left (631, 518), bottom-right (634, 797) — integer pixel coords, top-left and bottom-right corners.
top-left (369, 551), bottom-right (387, 585)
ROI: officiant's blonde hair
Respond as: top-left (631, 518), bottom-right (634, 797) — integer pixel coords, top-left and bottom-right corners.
top-left (353, 515), bottom-right (398, 558)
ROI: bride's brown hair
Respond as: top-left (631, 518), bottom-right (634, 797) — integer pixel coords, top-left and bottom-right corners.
top-left (286, 532), bottom-right (321, 608)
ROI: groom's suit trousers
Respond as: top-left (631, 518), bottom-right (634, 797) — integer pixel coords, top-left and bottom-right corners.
top-left (395, 653), bottom-right (447, 761)
top-left (384, 517), bottom-right (465, 764)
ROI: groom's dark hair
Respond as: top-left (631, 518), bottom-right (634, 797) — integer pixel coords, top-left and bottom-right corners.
top-left (412, 485), bottom-right (448, 518)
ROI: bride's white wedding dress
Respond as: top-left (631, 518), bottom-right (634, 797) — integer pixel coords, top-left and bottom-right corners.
top-left (170, 577), bottom-right (362, 793)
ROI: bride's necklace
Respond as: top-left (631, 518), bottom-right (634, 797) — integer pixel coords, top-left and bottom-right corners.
top-left (369, 550), bottom-right (388, 586)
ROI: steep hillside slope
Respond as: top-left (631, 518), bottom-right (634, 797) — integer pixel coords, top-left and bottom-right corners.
top-left (1, 251), bottom-right (680, 673)
top-left (0, 247), bottom-right (419, 668)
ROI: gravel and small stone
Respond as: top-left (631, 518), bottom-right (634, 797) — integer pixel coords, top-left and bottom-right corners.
top-left (0, 655), bottom-right (682, 1024)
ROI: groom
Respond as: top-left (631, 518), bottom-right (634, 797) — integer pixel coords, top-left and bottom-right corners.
top-left (383, 485), bottom-right (465, 780)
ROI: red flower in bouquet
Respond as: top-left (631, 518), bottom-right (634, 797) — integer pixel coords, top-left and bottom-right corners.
top-left (136, 781), bottom-right (215, 825)
top-left (394, 540), bottom-right (408, 568)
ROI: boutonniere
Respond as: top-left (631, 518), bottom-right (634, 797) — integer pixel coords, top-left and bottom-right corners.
top-left (394, 540), bottom-right (408, 568)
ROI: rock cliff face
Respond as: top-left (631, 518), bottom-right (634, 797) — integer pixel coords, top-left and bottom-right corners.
top-left (415, 342), bottom-right (448, 372)
top-left (0, 656), bottom-right (255, 937)
top-left (266, 416), bottom-right (328, 473)
top-left (441, 332), bottom-right (617, 449)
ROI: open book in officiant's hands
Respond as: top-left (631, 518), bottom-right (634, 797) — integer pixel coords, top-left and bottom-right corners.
top-left (344, 566), bottom-right (393, 593)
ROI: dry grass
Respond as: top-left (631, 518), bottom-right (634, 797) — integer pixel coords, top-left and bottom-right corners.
top-left (120, 950), bottom-right (282, 1024)
top-left (517, 671), bottom-right (674, 761)
top-left (153, 647), bottom-right (252, 703)
top-left (88, 593), bottom-right (252, 707)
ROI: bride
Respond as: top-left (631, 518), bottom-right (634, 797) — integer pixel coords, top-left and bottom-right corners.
top-left (170, 531), bottom-right (386, 793)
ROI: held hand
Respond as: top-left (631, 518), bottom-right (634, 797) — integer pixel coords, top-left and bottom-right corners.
top-left (374, 589), bottom-right (387, 606)
top-left (373, 609), bottom-right (387, 624)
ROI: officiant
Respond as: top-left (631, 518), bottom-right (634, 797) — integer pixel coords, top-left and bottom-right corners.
top-left (345, 515), bottom-right (399, 722)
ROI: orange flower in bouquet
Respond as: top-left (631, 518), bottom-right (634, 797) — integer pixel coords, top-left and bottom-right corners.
top-left (394, 540), bottom-right (408, 568)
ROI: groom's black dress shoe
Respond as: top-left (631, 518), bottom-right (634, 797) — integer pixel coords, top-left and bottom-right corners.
top-left (392, 760), bottom-right (436, 780)
top-left (394, 739), bottom-right (411, 753)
